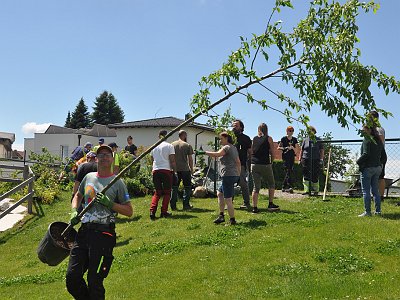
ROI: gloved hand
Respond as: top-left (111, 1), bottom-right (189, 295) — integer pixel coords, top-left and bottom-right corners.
top-left (95, 192), bottom-right (114, 209)
top-left (70, 208), bottom-right (80, 226)
top-left (195, 149), bottom-right (206, 155)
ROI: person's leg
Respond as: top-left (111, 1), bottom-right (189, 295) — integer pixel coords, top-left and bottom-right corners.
top-left (251, 164), bottom-right (262, 209)
top-left (214, 188), bottom-right (226, 224)
top-left (161, 171), bottom-right (172, 215)
top-left (170, 172), bottom-right (180, 210)
top-left (66, 229), bottom-right (90, 300)
top-left (181, 171), bottom-right (193, 209)
top-left (282, 158), bottom-right (290, 190)
top-left (378, 163), bottom-right (386, 200)
top-left (87, 229), bottom-right (116, 300)
top-left (150, 171), bottom-right (163, 217)
top-left (371, 166), bottom-right (382, 214)
top-left (360, 168), bottom-right (373, 216)
top-left (301, 159), bottom-right (310, 193)
top-left (239, 165), bottom-right (250, 207)
top-left (222, 176), bottom-right (238, 224)
top-left (287, 158), bottom-right (295, 190)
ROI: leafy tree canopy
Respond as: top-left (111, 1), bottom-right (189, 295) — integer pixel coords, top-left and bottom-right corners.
top-left (189, 0), bottom-right (400, 133)
top-left (92, 91), bottom-right (124, 125)
top-left (69, 98), bottom-right (91, 129)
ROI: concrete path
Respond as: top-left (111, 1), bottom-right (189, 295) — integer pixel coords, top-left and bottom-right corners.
top-left (0, 198), bottom-right (27, 232)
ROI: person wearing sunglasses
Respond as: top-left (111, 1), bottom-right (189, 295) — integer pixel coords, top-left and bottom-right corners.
top-left (277, 126), bottom-right (298, 193)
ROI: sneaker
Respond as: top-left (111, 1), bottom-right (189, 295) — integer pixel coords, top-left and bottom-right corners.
top-left (183, 204), bottom-right (193, 211)
top-left (267, 203), bottom-right (280, 212)
top-left (160, 212), bottom-right (172, 218)
top-left (229, 218), bottom-right (237, 225)
top-left (374, 212), bottom-right (382, 216)
top-left (239, 204), bottom-right (250, 209)
top-left (150, 213), bottom-right (156, 220)
top-left (213, 215), bottom-right (225, 224)
top-left (358, 212), bottom-right (372, 217)
top-left (252, 207), bottom-right (259, 214)
top-left (288, 188), bottom-right (294, 194)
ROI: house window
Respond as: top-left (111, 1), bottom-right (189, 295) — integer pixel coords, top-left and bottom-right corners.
top-left (60, 145), bottom-right (69, 161)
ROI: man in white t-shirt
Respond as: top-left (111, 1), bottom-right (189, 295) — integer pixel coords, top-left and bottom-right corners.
top-left (150, 130), bottom-right (176, 220)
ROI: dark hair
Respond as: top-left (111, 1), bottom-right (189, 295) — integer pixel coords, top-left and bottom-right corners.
top-left (127, 135), bottom-right (133, 140)
top-left (234, 119), bottom-right (244, 131)
top-left (159, 130), bottom-right (168, 137)
top-left (258, 123), bottom-right (268, 136)
top-left (363, 124), bottom-right (380, 142)
top-left (369, 110), bottom-right (379, 119)
top-left (220, 131), bottom-right (234, 144)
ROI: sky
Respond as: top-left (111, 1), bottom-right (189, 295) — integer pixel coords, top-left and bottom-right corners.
top-left (1, 0), bottom-right (399, 151)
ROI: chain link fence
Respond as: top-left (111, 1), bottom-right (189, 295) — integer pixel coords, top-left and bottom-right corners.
top-left (324, 138), bottom-right (400, 197)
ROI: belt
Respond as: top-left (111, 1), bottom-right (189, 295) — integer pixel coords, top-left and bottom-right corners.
top-left (81, 222), bottom-right (115, 231)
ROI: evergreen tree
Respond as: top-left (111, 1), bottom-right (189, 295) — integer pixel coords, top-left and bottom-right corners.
top-left (64, 111), bottom-right (72, 128)
top-left (70, 98), bottom-right (91, 129)
top-left (92, 91), bottom-right (124, 125)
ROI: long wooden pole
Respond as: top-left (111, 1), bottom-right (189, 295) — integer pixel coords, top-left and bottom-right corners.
top-left (322, 148), bottom-right (332, 201)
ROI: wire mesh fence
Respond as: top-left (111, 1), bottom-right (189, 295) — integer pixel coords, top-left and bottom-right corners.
top-left (322, 138), bottom-right (400, 196)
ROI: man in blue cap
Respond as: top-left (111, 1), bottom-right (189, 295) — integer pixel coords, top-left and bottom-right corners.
top-left (93, 138), bottom-right (105, 153)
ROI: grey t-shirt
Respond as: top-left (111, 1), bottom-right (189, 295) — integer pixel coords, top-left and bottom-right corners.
top-left (301, 137), bottom-right (323, 160)
top-left (219, 144), bottom-right (239, 177)
top-left (79, 172), bottom-right (130, 224)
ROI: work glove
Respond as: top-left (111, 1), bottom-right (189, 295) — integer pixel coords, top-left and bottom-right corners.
top-left (95, 192), bottom-right (114, 209)
top-left (195, 149), bottom-right (206, 155)
top-left (70, 208), bottom-right (80, 226)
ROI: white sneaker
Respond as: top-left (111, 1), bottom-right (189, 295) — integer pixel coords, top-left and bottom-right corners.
top-left (358, 212), bottom-right (372, 217)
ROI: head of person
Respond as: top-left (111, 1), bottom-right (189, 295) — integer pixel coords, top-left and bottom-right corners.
top-left (286, 126), bottom-right (294, 136)
top-left (159, 130), bottom-right (168, 139)
top-left (108, 142), bottom-right (118, 152)
top-left (96, 145), bottom-right (114, 168)
top-left (178, 130), bottom-right (187, 142)
top-left (219, 131), bottom-right (234, 145)
top-left (127, 135), bottom-right (133, 145)
top-left (368, 110), bottom-right (380, 127)
top-left (362, 124), bottom-right (380, 141)
top-left (258, 123), bottom-right (268, 137)
top-left (98, 138), bottom-right (104, 145)
top-left (232, 120), bottom-right (244, 135)
top-left (84, 142), bottom-right (92, 151)
top-left (308, 126), bottom-right (317, 137)
top-left (86, 151), bottom-right (97, 162)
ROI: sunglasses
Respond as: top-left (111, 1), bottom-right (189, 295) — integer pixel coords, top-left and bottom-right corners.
top-left (287, 130), bottom-right (294, 132)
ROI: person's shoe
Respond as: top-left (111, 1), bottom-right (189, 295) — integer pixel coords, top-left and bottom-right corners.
top-left (358, 212), bottom-right (372, 217)
top-left (282, 188), bottom-right (288, 192)
top-left (160, 212), bottom-right (172, 218)
top-left (170, 206), bottom-right (177, 211)
top-left (229, 218), bottom-right (237, 225)
top-left (288, 188), bottom-right (294, 194)
top-left (252, 207), bottom-right (259, 214)
top-left (374, 212), bottom-right (382, 217)
top-left (267, 203), bottom-right (280, 212)
top-left (312, 191), bottom-right (319, 196)
top-left (239, 204), bottom-right (250, 209)
top-left (150, 213), bottom-right (156, 220)
top-left (302, 191), bottom-right (310, 195)
top-left (213, 215), bottom-right (225, 224)
top-left (183, 204), bottom-right (193, 211)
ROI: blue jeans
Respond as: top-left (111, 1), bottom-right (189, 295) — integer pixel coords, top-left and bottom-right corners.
top-left (360, 166), bottom-right (382, 214)
top-left (218, 176), bottom-right (240, 199)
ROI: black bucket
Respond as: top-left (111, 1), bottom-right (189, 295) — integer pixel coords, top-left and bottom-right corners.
top-left (37, 221), bottom-right (77, 266)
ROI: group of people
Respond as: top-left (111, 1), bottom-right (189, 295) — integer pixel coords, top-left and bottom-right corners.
top-left (64, 113), bottom-right (387, 299)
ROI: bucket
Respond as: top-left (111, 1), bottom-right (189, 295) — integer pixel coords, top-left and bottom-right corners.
top-left (37, 221), bottom-right (77, 266)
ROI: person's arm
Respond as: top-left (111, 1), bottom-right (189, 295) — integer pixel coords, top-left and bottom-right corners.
top-left (169, 154), bottom-right (176, 172)
top-left (71, 192), bottom-right (83, 210)
top-left (356, 140), bottom-right (369, 166)
top-left (206, 148), bottom-right (226, 158)
top-left (235, 156), bottom-right (241, 175)
top-left (188, 154), bottom-right (194, 174)
top-left (111, 201), bottom-right (133, 217)
top-left (268, 136), bottom-right (274, 160)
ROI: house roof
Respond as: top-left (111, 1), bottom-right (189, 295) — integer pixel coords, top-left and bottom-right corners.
top-left (44, 124), bottom-right (116, 137)
top-left (109, 116), bottom-right (215, 132)
top-left (0, 132), bottom-right (15, 143)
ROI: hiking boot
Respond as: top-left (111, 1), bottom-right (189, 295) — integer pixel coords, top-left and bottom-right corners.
top-left (160, 212), bottom-right (172, 218)
top-left (229, 218), bottom-right (237, 225)
top-left (183, 204), bottom-right (193, 211)
top-left (374, 212), bottom-right (382, 217)
top-left (267, 203), bottom-right (280, 212)
top-left (213, 215), bottom-right (225, 224)
top-left (358, 212), bottom-right (372, 217)
top-left (239, 204), bottom-right (250, 210)
top-left (252, 207), bottom-right (259, 214)
top-left (288, 188), bottom-right (294, 194)
top-left (150, 213), bottom-right (156, 220)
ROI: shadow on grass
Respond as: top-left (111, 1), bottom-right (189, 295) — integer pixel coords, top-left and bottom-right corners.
top-left (169, 214), bottom-right (198, 220)
top-left (240, 219), bottom-right (268, 229)
top-left (33, 198), bottom-right (45, 217)
top-left (116, 237), bottom-right (133, 248)
top-left (179, 207), bottom-right (214, 213)
top-left (382, 213), bottom-right (400, 220)
top-left (254, 208), bottom-right (298, 215)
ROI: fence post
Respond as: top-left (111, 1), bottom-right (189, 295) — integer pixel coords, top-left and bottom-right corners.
top-left (24, 165), bottom-right (33, 214)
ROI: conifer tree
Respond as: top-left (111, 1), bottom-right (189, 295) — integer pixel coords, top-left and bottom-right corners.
top-left (70, 98), bottom-right (91, 129)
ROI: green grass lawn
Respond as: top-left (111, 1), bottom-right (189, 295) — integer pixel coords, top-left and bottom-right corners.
top-left (1, 191), bottom-right (400, 299)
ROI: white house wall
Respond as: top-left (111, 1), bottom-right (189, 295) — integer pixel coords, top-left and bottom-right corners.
top-left (111, 127), bottom-right (216, 152)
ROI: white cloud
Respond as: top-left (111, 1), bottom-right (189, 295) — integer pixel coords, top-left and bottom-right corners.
top-left (12, 143), bottom-right (24, 151)
top-left (21, 122), bottom-right (51, 135)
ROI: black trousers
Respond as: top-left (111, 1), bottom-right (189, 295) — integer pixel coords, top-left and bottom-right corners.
top-left (301, 158), bottom-right (320, 183)
top-left (66, 224), bottom-right (116, 300)
top-left (282, 157), bottom-right (295, 189)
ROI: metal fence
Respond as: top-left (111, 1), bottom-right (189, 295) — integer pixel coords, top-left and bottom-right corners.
top-left (323, 138), bottom-right (400, 196)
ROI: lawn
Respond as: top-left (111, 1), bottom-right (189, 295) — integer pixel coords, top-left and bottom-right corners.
top-left (1, 191), bottom-right (400, 299)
